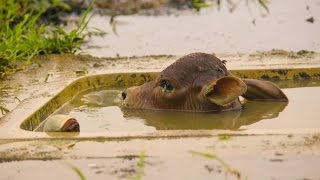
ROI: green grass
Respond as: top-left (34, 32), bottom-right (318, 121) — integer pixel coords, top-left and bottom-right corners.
top-left (192, 0), bottom-right (213, 11)
top-left (66, 152), bottom-right (145, 180)
top-left (189, 150), bottom-right (241, 179)
top-left (218, 134), bottom-right (231, 141)
top-left (0, 0), bottom-right (93, 76)
top-left (66, 163), bottom-right (86, 180)
top-left (0, 106), bottom-right (10, 115)
top-left (136, 151), bottom-right (146, 180)
top-left (193, 0), bottom-right (269, 12)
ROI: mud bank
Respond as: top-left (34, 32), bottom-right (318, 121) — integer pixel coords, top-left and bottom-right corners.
top-left (0, 134), bottom-right (320, 179)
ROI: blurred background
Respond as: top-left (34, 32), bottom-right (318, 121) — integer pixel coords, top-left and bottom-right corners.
top-left (82, 0), bottom-right (320, 57)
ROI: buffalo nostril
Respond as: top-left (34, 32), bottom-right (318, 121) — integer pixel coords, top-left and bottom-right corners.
top-left (121, 91), bottom-right (127, 100)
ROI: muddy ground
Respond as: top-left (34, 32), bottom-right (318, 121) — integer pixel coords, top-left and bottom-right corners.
top-left (83, 0), bottom-right (320, 57)
top-left (0, 134), bottom-right (320, 179)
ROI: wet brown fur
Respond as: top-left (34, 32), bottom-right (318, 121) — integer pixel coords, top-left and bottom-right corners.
top-left (123, 53), bottom-right (242, 112)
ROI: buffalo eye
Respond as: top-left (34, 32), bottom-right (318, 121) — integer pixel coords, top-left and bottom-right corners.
top-left (160, 80), bottom-right (173, 91)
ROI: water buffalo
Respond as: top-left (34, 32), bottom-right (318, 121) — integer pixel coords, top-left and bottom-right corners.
top-left (120, 53), bottom-right (288, 112)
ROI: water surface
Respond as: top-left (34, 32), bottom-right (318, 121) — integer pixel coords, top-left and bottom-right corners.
top-left (48, 80), bottom-right (320, 132)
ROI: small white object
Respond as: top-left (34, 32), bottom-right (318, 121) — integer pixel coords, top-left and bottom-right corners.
top-left (43, 114), bottom-right (75, 132)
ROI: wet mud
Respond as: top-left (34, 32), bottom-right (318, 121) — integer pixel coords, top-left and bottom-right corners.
top-left (83, 0), bottom-right (320, 57)
top-left (0, 134), bottom-right (319, 179)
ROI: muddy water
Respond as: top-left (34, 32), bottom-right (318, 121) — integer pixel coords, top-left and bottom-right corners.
top-left (83, 0), bottom-right (320, 57)
top-left (39, 80), bottom-right (320, 132)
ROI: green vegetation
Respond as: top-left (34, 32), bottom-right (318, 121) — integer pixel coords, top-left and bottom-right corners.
top-left (218, 134), bottom-right (231, 141)
top-left (136, 151), bottom-right (146, 180)
top-left (0, 106), bottom-right (10, 115)
top-left (193, 0), bottom-right (269, 13)
top-left (67, 163), bottom-right (86, 180)
top-left (0, 0), bottom-right (92, 76)
top-left (257, 0), bottom-right (269, 12)
top-left (192, 0), bottom-right (212, 11)
top-left (190, 150), bottom-right (241, 179)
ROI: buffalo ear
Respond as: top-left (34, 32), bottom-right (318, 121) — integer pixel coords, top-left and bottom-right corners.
top-left (204, 76), bottom-right (247, 106)
top-left (241, 79), bottom-right (288, 101)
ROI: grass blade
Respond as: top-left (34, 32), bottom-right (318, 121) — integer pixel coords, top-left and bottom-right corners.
top-left (67, 163), bottom-right (86, 180)
top-left (136, 151), bottom-right (145, 180)
top-left (257, 0), bottom-right (269, 12)
top-left (189, 150), bottom-right (241, 179)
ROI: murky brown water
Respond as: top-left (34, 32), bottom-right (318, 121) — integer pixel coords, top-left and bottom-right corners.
top-left (83, 0), bottom-right (320, 57)
top-left (38, 80), bottom-right (320, 132)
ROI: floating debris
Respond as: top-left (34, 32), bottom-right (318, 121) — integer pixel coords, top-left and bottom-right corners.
top-left (306, 16), bottom-right (314, 23)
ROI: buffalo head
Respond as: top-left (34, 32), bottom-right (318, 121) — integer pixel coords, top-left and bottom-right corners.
top-left (120, 53), bottom-right (288, 112)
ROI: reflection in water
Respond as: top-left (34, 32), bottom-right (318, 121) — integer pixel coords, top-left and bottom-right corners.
top-left (51, 88), bottom-right (289, 132)
top-left (78, 89), bottom-right (288, 130)
top-left (34, 79), bottom-right (320, 132)
top-left (122, 101), bottom-right (288, 130)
